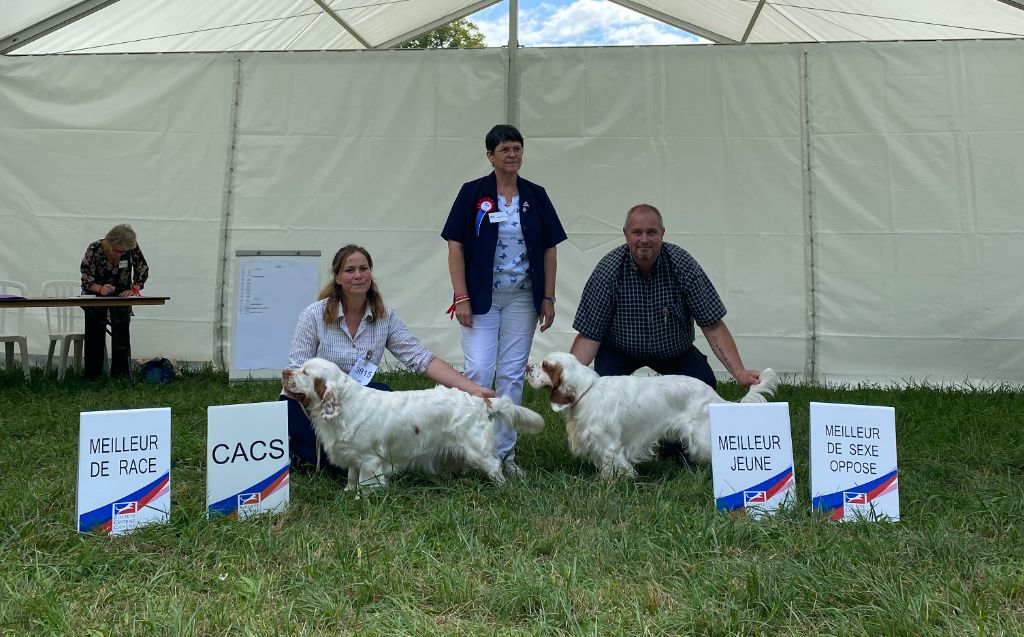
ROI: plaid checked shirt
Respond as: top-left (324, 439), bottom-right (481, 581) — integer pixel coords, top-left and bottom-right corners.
top-left (572, 243), bottom-right (726, 359)
top-left (286, 299), bottom-right (434, 374)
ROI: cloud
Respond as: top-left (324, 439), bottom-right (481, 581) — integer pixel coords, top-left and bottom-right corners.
top-left (473, 0), bottom-right (705, 47)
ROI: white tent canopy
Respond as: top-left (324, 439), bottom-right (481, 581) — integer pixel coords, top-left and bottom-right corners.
top-left (4, 0), bottom-right (1024, 54)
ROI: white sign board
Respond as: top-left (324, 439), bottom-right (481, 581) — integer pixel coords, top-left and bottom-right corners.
top-left (231, 251), bottom-right (320, 380)
top-left (710, 403), bottom-right (796, 518)
top-left (77, 408), bottom-right (171, 535)
top-left (207, 401), bottom-right (289, 519)
top-left (810, 402), bottom-right (899, 522)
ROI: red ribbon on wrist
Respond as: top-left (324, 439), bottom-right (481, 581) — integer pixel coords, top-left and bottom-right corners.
top-left (446, 295), bottom-right (469, 320)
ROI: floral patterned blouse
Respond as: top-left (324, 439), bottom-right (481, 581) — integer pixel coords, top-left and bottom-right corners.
top-left (80, 240), bottom-right (149, 295)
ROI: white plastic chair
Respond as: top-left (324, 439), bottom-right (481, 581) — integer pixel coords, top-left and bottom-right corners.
top-left (42, 280), bottom-right (89, 380)
top-left (0, 280), bottom-right (31, 380)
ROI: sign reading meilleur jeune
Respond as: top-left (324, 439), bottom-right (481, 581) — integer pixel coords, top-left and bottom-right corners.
top-left (207, 401), bottom-right (289, 519)
top-left (77, 407), bottom-right (171, 535)
top-left (710, 402), bottom-right (796, 519)
top-left (809, 402), bottom-right (899, 522)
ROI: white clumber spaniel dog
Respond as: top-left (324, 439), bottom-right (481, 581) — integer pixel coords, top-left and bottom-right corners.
top-left (282, 358), bottom-right (545, 489)
top-left (526, 352), bottom-right (780, 480)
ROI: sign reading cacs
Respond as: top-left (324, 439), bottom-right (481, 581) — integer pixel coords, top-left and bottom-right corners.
top-left (207, 402), bottom-right (289, 520)
top-left (209, 438), bottom-right (286, 465)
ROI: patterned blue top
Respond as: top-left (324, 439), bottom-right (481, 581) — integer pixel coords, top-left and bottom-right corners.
top-left (492, 195), bottom-right (531, 294)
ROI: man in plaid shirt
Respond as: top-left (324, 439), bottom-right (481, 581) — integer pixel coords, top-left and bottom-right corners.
top-left (570, 204), bottom-right (762, 389)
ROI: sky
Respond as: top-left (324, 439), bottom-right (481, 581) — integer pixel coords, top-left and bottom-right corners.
top-left (469, 0), bottom-right (706, 47)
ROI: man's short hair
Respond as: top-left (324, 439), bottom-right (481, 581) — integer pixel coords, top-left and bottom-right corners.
top-left (623, 204), bottom-right (664, 231)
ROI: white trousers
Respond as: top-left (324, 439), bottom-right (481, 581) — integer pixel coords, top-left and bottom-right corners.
top-left (460, 291), bottom-right (537, 459)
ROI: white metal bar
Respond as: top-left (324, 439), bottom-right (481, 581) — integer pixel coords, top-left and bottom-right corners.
top-left (799, 48), bottom-right (818, 383)
top-left (312, 0), bottom-right (373, 49)
top-left (741, 0), bottom-right (768, 43)
top-left (214, 56), bottom-right (244, 371)
top-left (507, 0), bottom-right (520, 126)
top-left (1, 0), bottom-right (123, 53)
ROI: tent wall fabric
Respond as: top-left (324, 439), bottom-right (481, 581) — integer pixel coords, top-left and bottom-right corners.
top-left (2, 40), bottom-right (1023, 385)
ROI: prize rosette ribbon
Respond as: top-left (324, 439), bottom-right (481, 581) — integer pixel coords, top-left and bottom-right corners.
top-left (474, 197), bottom-right (497, 236)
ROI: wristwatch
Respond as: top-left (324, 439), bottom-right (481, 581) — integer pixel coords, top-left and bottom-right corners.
top-left (543, 296), bottom-right (556, 305)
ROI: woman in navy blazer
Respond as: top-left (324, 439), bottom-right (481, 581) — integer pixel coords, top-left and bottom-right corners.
top-left (441, 124), bottom-right (567, 477)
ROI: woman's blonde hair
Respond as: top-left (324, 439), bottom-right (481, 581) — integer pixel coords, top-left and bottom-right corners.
top-left (104, 224), bottom-right (138, 251)
top-left (320, 244), bottom-right (386, 325)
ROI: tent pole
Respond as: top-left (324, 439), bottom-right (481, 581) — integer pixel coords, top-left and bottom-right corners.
top-left (214, 56), bottom-right (244, 371)
top-left (741, 0), bottom-right (767, 43)
top-left (1, 0), bottom-right (122, 53)
top-left (311, 0), bottom-right (373, 49)
top-left (506, 0), bottom-right (520, 126)
top-left (799, 48), bottom-right (819, 383)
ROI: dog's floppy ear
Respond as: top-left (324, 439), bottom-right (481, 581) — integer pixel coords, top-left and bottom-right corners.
top-left (320, 387), bottom-right (341, 420)
top-left (545, 361), bottom-right (575, 412)
top-left (314, 377), bottom-right (342, 420)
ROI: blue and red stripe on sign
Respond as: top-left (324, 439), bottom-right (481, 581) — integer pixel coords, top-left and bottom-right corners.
top-left (208, 463), bottom-right (289, 518)
top-left (78, 472), bottom-right (170, 533)
top-left (716, 466), bottom-right (794, 512)
top-left (811, 469), bottom-right (898, 520)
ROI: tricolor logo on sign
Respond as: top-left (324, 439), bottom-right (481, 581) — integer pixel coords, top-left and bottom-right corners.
top-left (744, 490), bottom-right (768, 505)
top-left (111, 501), bottom-right (138, 534)
top-left (237, 492), bottom-right (262, 518)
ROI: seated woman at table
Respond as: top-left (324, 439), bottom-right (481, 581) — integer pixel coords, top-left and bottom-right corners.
top-left (281, 244), bottom-right (494, 470)
top-left (80, 224), bottom-right (149, 379)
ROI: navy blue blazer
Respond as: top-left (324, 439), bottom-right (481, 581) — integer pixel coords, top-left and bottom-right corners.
top-left (441, 172), bottom-right (567, 315)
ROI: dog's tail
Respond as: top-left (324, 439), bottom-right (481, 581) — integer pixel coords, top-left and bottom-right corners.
top-left (486, 397), bottom-right (545, 434)
top-left (739, 368), bottom-right (780, 403)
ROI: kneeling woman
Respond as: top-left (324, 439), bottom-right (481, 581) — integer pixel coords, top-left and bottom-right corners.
top-left (282, 244), bottom-right (493, 470)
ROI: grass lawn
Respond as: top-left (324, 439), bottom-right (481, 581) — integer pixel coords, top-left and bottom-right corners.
top-left (1, 367), bottom-right (1022, 636)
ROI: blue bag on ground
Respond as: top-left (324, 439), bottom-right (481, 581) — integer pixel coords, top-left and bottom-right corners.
top-left (140, 358), bottom-right (176, 384)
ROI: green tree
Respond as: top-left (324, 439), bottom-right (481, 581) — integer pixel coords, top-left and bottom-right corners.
top-left (397, 18), bottom-right (486, 49)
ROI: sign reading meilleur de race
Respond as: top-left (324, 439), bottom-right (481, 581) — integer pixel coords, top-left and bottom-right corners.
top-left (207, 401), bottom-right (289, 519)
top-left (810, 402), bottom-right (899, 522)
top-left (710, 402), bottom-right (796, 519)
top-left (77, 407), bottom-right (171, 535)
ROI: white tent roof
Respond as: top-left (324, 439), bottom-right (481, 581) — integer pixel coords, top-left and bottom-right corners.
top-left (4, 0), bottom-right (1024, 54)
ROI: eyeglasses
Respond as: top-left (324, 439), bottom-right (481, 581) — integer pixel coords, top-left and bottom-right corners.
top-left (494, 146), bottom-right (524, 157)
